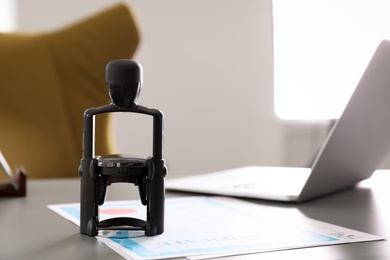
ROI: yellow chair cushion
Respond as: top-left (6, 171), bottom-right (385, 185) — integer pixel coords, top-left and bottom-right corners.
top-left (0, 4), bottom-right (140, 178)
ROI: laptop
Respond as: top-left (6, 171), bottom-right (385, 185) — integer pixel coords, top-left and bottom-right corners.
top-left (166, 39), bottom-right (390, 203)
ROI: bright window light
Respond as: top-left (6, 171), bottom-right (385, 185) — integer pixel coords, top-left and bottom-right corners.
top-left (0, 0), bottom-right (17, 32)
top-left (273, 0), bottom-right (390, 120)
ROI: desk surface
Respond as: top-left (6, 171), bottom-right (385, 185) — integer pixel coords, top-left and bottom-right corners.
top-left (1, 171), bottom-right (390, 260)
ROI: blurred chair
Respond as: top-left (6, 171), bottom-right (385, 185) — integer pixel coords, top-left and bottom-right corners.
top-left (0, 4), bottom-right (140, 178)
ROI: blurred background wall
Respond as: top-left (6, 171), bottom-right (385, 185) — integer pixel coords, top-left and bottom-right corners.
top-left (11, 0), bottom-right (388, 178)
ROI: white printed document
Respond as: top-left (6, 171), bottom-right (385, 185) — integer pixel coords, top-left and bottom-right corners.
top-left (48, 196), bottom-right (383, 260)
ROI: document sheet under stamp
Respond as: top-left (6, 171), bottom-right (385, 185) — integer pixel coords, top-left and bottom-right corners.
top-left (48, 196), bottom-right (383, 259)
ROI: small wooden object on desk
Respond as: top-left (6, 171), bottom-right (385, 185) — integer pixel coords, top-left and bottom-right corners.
top-left (0, 167), bottom-right (27, 197)
top-left (0, 151), bottom-right (27, 197)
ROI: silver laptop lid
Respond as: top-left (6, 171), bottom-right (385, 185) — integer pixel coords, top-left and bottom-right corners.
top-left (298, 40), bottom-right (390, 202)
